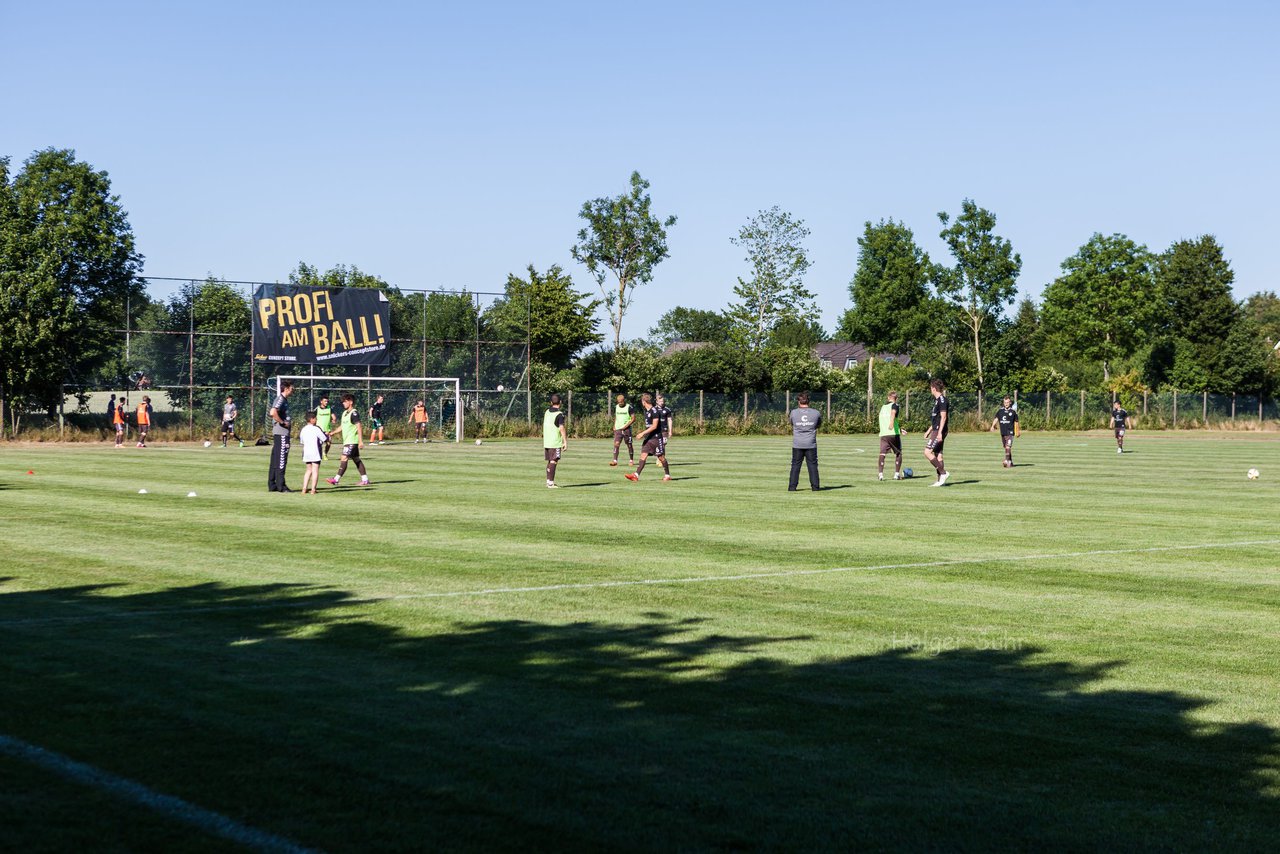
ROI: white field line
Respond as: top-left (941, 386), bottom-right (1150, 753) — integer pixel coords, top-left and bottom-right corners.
top-left (2, 539), bottom-right (1278, 628)
top-left (0, 734), bottom-right (318, 854)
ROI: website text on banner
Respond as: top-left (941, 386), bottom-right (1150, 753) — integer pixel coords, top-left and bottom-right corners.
top-left (252, 284), bottom-right (391, 366)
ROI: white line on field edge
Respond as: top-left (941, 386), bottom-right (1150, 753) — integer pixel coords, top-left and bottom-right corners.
top-left (3, 539), bottom-right (1275, 627)
top-left (0, 734), bottom-right (317, 854)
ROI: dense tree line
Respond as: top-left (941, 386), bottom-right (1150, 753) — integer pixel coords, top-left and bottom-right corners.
top-left (2, 149), bottom-right (1276, 430)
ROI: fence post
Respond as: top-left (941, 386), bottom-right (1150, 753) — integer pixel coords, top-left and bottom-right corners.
top-left (1173, 389), bottom-right (1178, 428)
top-left (699, 390), bottom-right (704, 426)
top-left (1202, 391), bottom-right (1207, 424)
top-left (567, 390), bottom-right (573, 434)
top-left (785, 390), bottom-right (790, 414)
top-left (827, 388), bottom-right (831, 417)
top-left (904, 390), bottom-right (909, 421)
top-left (743, 390), bottom-right (748, 421)
top-left (1047, 389), bottom-right (1051, 423)
top-left (978, 390), bottom-right (983, 424)
top-left (1260, 397), bottom-right (1264, 422)
top-left (1231, 392), bottom-right (1236, 421)
top-left (1080, 389), bottom-right (1085, 421)
top-left (1143, 390), bottom-right (1148, 416)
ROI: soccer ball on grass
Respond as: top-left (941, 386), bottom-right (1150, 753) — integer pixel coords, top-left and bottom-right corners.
top-left (1247, 468), bottom-right (1260, 480)
top-left (203, 440), bottom-right (212, 447)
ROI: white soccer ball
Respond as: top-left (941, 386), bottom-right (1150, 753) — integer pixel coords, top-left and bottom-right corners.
top-left (1247, 468), bottom-right (1260, 480)
top-left (138, 488), bottom-right (148, 494)
top-left (475, 438), bottom-right (483, 445)
top-left (187, 491), bottom-right (198, 498)
top-left (496, 384), bottom-right (505, 392)
top-left (203, 440), bottom-right (212, 447)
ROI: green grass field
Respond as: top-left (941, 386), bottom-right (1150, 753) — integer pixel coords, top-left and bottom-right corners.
top-left (2, 431), bottom-right (1279, 851)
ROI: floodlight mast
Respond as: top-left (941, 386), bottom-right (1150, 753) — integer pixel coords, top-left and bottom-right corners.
top-left (271, 375), bottom-right (462, 443)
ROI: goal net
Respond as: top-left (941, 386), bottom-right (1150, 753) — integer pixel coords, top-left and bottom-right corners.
top-left (268, 376), bottom-right (462, 443)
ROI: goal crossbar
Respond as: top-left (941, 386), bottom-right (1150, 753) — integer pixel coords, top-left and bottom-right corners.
top-left (272, 375), bottom-right (462, 443)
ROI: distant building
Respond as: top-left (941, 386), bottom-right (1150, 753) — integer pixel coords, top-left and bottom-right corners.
top-left (811, 341), bottom-right (911, 371)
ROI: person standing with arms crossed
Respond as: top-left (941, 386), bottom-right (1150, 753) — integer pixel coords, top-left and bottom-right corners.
top-left (543, 393), bottom-right (567, 488)
top-left (268, 380), bottom-right (294, 493)
top-left (877, 390), bottom-right (904, 481)
top-left (788, 392), bottom-right (822, 491)
top-left (924, 378), bottom-right (950, 486)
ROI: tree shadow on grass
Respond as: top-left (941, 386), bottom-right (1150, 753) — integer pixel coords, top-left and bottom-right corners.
top-left (0, 582), bottom-right (1277, 851)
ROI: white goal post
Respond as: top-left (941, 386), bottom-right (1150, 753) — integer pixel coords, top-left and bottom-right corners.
top-left (271, 375), bottom-right (462, 443)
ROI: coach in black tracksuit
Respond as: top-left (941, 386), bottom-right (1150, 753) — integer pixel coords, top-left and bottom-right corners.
top-left (268, 380), bottom-right (294, 492)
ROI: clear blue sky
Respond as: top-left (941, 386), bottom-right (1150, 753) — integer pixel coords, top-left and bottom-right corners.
top-left (4, 1), bottom-right (1277, 339)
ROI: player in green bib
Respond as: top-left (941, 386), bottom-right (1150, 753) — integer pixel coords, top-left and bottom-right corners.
top-left (877, 390), bottom-right (904, 481)
top-left (543, 393), bottom-right (568, 488)
top-left (315, 396), bottom-right (333, 460)
top-left (325, 393), bottom-right (369, 487)
top-left (610, 393), bottom-right (635, 467)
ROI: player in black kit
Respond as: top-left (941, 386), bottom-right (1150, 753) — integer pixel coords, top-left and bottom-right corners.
top-left (1111, 400), bottom-right (1131, 454)
top-left (989, 395), bottom-right (1019, 467)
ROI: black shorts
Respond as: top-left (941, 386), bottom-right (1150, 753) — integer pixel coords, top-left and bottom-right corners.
top-left (925, 435), bottom-right (944, 454)
top-left (370, 418), bottom-right (384, 430)
top-left (138, 423), bottom-right (149, 435)
top-left (613, 427), bottom-right (633, 443)
top-left (115, 423), bottom-right (125, 434)
top-left (342, 444), bottom-right (361, 461)
top-left (1001, 433), bottom-right (1014, 449)
top-left (879, 435), bottom-right (902, 456)
top-left (544, 447), bottom-right (562, 462)
top-left (222, 420), bottom-right (236, 432)
top-left (642, 435), bottom-right (666, 457)
top-left (1114, 427), bottom-right (1126, 438)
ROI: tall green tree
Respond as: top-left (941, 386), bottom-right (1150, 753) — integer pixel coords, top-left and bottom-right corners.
top-left (935, 199), bottom-right (1022, 393)
top-left (1040, 233), bottom-right (1157, 382)
top-left (769, 317), bottom-right (826, 349)
top-left (571, 171), bottom-right (677, 350)
top-left (485, 264), bottom-right (602, 370)
top-left (1155, 235), bottom-right (1241, 388)
top-left (1244, 291), bottom-right (1280, 348)
top-left (837, 218), bottom-right (933, 354)
top-left (726, 206), bottom-right (816, 351)
top-left (648, 307), bottom-right (733, 348)
top-left (0, 149), bottom-right (144, 427)
top-left (161, 279), bottom-right (252, 410)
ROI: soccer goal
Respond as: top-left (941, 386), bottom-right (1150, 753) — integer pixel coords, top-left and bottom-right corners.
top-left (269, 376), bottom-right (462, 443)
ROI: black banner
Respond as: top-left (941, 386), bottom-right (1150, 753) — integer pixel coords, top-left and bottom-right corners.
top-left (252, 284), bottom-right (391, 366)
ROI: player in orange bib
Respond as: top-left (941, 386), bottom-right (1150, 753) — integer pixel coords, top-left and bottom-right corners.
top-left (113, 398), bottom-right (128, 448)
top-left (411, 399), bottom-right (430, 443)
top-left (135, 396), bottom-right (152, 448)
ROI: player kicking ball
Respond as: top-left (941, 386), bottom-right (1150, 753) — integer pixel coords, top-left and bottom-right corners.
top-left (326, 393), bottom-right (369, 487)
top-left (877, 390), bottom-right (904, 481)
top-left (625, 393), bottom-right (670, 483)
top-left (1111, 400), bottom-right (1131, 453)
top-left (990, 395), bottom-right (1019, 467)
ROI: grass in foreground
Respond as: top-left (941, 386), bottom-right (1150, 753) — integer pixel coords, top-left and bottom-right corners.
top-left (2, 431), bottom-right (1279, 850)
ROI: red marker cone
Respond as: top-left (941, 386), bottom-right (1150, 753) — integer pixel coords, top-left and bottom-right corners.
top-left (26, 470), bottom-right (34, 475)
